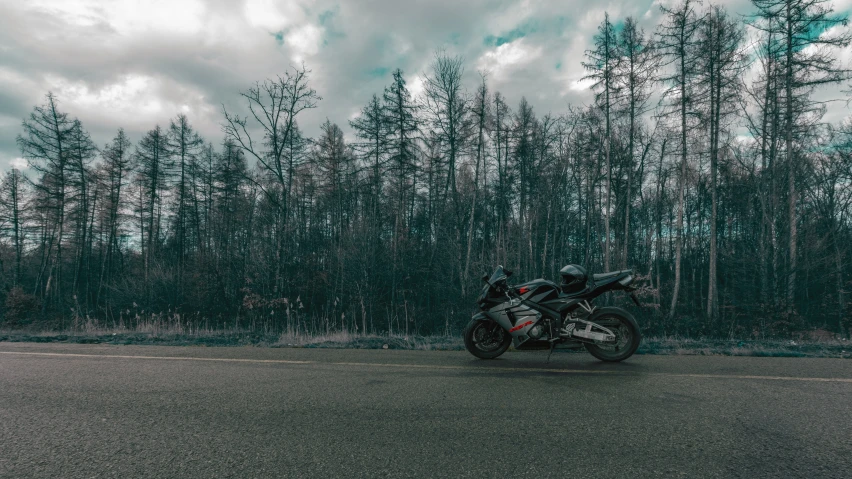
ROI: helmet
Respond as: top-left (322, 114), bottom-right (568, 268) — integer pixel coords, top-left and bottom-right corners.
top-left (559, 264), bottom-right (587, 294)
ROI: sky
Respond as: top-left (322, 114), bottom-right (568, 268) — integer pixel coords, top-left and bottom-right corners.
top-left (1, 0), bottom-right (850, 170)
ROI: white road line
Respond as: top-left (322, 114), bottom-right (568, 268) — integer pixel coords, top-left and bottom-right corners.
top-left (2, 350), bottom-right (851, 383)
top-left (0, 351), bottom-right (314, 365)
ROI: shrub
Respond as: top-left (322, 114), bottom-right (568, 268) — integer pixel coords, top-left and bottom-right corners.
top-left (3, 287), bottom-right (41, 327)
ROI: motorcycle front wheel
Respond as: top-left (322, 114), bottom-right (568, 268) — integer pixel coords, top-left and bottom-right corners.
top-left (463, 318), bottom-right (512, 359)
top-left (584, 307), bottom-right (642, 362)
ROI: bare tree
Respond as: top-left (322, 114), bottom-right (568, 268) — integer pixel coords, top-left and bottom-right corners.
top-left (16, 92), bottom-right (75, 302)
top-left (512, 97), bottom-right (537, 272)
top-left (584, 13), bottom-right (622, 274)
top-left (97, 129), bottom-right (133, 310)
top-left (135, 125), bottom-right (172, 297)
top-left (699, 5), bottom-right (746, 321)
top-left (167, 114), bottom-right (204, 293)
top-left (752, 0), bottom-right (851, 313)
top-left (0, 169), bottom-right (26, 286)
top-left (656, 0), bottom-right (703, 319)
top-left (463, 74), bottom-right (490, 294)
top-left (424, 52), bottom-right (471, 292)
top-left (383, 69), bottom-right (420, 313)
top-left (222, 64), bottom-right (321, 294)
top-left (67, 119), bottom-right (97, 311)
top-left (617, 16), bottom-right (657, 269)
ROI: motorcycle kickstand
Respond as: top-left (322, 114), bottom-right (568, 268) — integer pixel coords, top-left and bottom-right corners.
top-left (546, 339), bottom-right (557, 363)
top-left (545, 322), bottom-right (557, 363)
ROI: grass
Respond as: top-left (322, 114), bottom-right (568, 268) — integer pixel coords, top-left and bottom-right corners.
top-left (0, 327), bottom-right (466, 350)
top-left (0, 330), bottom-right (279, 347)
top-left (1, 327), bottom-right (849, 358)
top-left (638, 336), bottom-right (851, 359)
top-left (274, 331), bottom-right (465, 350)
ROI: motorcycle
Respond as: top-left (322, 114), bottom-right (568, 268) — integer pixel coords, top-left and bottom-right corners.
top-left (463, 264), bottom-right (642, 362)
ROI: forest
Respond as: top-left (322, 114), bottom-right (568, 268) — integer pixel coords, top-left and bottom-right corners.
top-left (2, 0), bottom-right (851, 339)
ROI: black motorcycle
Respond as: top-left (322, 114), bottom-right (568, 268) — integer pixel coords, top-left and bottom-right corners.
top-left (463, 265), bottom-right (642, 362)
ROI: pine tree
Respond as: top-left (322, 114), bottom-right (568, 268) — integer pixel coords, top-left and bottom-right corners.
top-left (583, 13), bottom-right (622, 274)
top-left (16, 92), bottom-right (75, 303)
top-left (135, 125), bottom-right (172, 297)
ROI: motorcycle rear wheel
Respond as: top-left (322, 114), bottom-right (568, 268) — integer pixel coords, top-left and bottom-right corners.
top-left (463, 318), bottom-right (511, 359)
top-left (584, 307), bottom-right (641, 362)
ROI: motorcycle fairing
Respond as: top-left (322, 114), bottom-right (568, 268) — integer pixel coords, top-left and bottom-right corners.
top-left (486, 299), bottom-right (540, 338)
top-left (513, 279), bottom-right (560, 303)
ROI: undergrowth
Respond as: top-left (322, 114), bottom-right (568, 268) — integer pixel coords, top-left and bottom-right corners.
top-left (1, 326), bottom-right (849, 358)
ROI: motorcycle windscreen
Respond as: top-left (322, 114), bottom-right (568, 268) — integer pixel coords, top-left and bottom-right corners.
top-left (488, 266), bottom-right (508, 284)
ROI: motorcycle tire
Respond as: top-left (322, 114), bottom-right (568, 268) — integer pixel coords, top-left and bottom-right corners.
top-left (463, 318), bottom-right (512, 359)
top-left (584, 307), bottom-right (642, 362)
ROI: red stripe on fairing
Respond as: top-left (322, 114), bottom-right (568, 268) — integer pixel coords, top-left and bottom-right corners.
top-left (509, 320), bottom-right (533, 333)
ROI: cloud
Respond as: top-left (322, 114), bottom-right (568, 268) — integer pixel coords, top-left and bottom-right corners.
top-left (29, 0), bottom-right (208, 35)
top-left (244, 0), bottom-right (300, 31)
top-left (48, 74), bottom-right (162, 115)
top-left (9, 157), bottom-right (27, 169)
top-left (285, 23), bottom-right (324, 63)
top-left (484, 19), bottom-right (541, 47)
top-left (476, 39), bottom-right (543, 79)
top-left (0, 0), bottom-right (849, 166)
top-left (569, 77), bottom-right (595, 92)
top-left (407, 75), bottom-right (425, 100)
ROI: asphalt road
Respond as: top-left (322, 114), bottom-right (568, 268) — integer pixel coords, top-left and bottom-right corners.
top-left (1, 343), bottom-right (850, 478)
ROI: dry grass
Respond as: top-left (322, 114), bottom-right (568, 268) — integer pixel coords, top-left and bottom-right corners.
top-left (0, 324), bottom-right (465, 350)
top-left (274, 331), bottom-right (464, 350)
top-left (639, 336), bottom-right (851, 359)
top-left (1, 325), bottom-right (849, 358)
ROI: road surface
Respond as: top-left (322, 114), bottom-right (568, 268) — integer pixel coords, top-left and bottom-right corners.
top-left (1, 342), bottom-right (850, 478)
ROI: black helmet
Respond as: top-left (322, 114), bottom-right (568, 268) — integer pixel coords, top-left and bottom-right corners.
top-left (559, 264), bottom-right (587, 294)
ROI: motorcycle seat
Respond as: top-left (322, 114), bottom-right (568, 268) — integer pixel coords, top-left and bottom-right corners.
top-left (592, 270), bottom-right (632, 281)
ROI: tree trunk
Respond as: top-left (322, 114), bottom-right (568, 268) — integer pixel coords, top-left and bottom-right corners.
top-left (784, 0), bottom-right (797, 314)
top-left (669, 30), bottom-right (689, 320)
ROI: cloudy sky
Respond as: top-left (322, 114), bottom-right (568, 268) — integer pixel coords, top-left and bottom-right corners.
top-left (1, 0), bottom-right (850, 169)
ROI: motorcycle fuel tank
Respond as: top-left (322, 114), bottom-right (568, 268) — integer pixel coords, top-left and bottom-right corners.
top-left (514, 279), bottom-right (560, 303)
